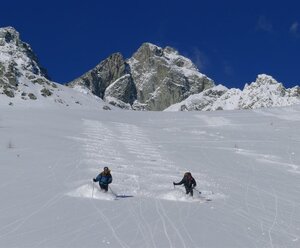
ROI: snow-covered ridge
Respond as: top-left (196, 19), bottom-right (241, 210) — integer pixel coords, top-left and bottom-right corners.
top-left (0, 27), bottom-right (114, 110)
top-left (166, 74), bottom-right (300, 111)
top-left (0, 26), bottom-right (48, 79)
top-left (1, 26), bottom-right (300, 111)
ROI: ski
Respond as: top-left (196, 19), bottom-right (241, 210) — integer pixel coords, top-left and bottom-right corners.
top-left (199, 195), bottom-right (212, 202)
top-left (109, 186), bottom-right (133, 199)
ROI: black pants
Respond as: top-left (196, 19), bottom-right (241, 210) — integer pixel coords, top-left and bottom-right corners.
top-left (185, 186), bottom-right (193, 196)
top-left (100, 184), bottom-right (108, 192)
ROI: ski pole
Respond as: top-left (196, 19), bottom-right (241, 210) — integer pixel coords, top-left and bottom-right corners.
top-left (92, 181), bottom-right (95, 198)
top-left (108, 185), bottom-right (117, 197)
top-left (193, 188), bottom-right (201, 194)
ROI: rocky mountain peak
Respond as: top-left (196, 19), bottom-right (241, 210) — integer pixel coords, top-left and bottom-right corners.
top-left (256, 74), bottom-right (278, 84)
top-left (131, 42), bottom-right (197, 71)
top-left (244, 74), bottom-right (282, 89)
top-left (69, 42), bottom-right (214, 110)
top-left (126, 43), bottom-right (214, 110)
top-left (0, 27), bottom-right (53, 100)
top-left (0, 27), bottom-right (49, 81)
top-left (131, 43), bottom-right (181, 61)
top-left (132, 42), bottom-right (163, 60)
top-left (0, 26), bottom-right (20, 45)
top-left (243, 74), bottom-right (286, 99)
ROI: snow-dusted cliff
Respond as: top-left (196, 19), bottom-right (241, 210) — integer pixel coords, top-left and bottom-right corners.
top-left (165, 74), bottom-right (300, 111)
top-left (0, 27), bottom-right (111, 109)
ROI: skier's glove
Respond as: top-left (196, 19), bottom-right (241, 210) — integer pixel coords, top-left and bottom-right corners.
top-left (173, 182), bottom-right (175, 186)
top-left (93, 178), bottom-right (97, 182)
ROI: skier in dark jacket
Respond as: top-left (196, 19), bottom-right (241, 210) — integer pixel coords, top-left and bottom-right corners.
top-left (93, 167), bottom-right (112, 192)
top-left (173, 172), bottom-right (196, 196)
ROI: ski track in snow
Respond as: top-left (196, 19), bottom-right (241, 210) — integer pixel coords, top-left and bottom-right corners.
top-left (196, 123), bottom-right (300, 247)
top-left (1, 106), bottom-right (300, 247)
top-left (66, 115), bottom-right (224, 248)
top-left (255, 108), bottom-right (300, 121)
top-left (66, 118), bottom-right (219, 247)
top-left (68, 118), bottom-right (210, 203)
top-left (66, 117), bottom-right (222, 246)
top-left (236, 148), bottom-right (300, 174)
top-left (62, 113), bottom-right (300, 247)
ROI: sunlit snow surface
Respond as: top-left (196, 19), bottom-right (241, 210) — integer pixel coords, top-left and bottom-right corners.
top-left (1, 104), bottom-right (300, 247)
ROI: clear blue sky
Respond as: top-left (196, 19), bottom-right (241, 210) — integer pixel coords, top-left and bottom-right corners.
top-left (1, 0), bottom-right (300, 88)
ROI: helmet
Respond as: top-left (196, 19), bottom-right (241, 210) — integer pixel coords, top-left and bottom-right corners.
top-left (104, 166), bottom-right (109, 171)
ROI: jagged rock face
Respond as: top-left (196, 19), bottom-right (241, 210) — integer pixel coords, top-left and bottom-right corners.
top-left (0, 26), bottom-right (105, 109)
top-left (127, 43), bottom-right (214, 110)
top-left (238, 74), bottom-right (300, 109)
top-left (69, 43), bottom-right (214, 110)
top-left (0, 27), bottom-right (49, 79)
top-left (0, 27), bottom-right (50, 97)
top-left (165, 74), bottom-right (300, 111)
top-left (104, 74), bottom-right (137, 105)
top-left (68, 53), bottom-right (129, 99)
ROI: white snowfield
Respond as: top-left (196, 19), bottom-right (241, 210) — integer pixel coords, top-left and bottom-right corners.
top-left (0, 103), bottom-right (300, 248)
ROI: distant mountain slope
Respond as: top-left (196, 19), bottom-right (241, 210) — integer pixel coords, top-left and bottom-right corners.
top-left (0, 27), bottom-right (112, 110)
top-left (1, 26), bottom-right (299, 111)
top-left (165, 74), bottom-right (300, 111)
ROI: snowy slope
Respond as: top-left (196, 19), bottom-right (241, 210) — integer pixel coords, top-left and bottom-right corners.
top-left (1, 103), bottom-right (300, 247)
top-left (0, 79), bottom-right (112, 110)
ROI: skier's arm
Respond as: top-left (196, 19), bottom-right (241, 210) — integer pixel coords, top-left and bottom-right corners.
top-left (192, 178), bottom-right (197, 188)
top-left (93, 174), bottom-right (101, 182)
top-left (174, 178), bottom-right (185, 185)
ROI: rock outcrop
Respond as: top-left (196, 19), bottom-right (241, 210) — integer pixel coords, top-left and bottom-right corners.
top-left (0, 26), bottom-right (54, 99)
top-left (165, 74), bottom-right (300, 111)
top-left (68, 53), bottom-right (131, 99)
top-left (0, 26), bottom-right (107, 109)
top-left (68, 43), bottom-right (214, 110)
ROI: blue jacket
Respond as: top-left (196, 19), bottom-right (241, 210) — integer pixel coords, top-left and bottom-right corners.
top-left (95, 172), bottom-right (112, 185)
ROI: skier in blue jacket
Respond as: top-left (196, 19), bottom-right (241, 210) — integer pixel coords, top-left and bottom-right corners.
top-left (93, 167), bottom-right (112, 192)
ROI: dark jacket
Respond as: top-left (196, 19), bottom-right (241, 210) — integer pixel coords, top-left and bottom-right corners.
top-left (174, 173), bottom-right (196, 189)
top-left (94, 171), bottom-right (112, 185)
